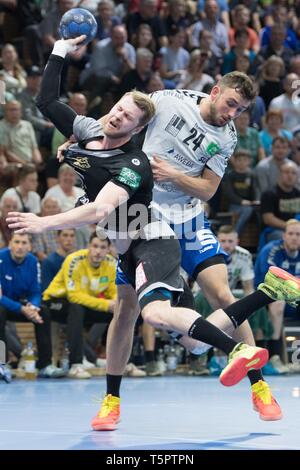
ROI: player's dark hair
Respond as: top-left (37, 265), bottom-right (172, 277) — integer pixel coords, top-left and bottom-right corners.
top-left (217, 72), bottom-right (257, 102)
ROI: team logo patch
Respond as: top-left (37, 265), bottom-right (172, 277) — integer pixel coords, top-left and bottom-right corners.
top-left (136, 262), bottom-right (147, 290)
top-left (117, 167), bottom-right (141, 189)
top-left (99, 276), bottom-right (109, 283)
top-left (206, 142), bottom-right (220, 156)
top-left (131, 158), bottom-right (140, 166)
top-left (165, 114), bottom-right (186, 137)
top-left (71, 156), bottom-right (91, 169)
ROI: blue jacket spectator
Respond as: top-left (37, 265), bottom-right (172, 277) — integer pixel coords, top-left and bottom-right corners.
top-left (0, 233), bottom-right (64, 377)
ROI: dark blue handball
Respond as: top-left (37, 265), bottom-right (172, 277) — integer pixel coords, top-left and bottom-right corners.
top-left (59, 8), bottom-right (98, 46)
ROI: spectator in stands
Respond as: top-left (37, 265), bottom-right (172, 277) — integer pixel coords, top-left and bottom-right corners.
top-left (0, 44), bottom-right (26, 97)
top-left (197, 29), bottom-right (221, 79)
top-left (44, 164), bottom-right (84, 212)
top-left (222, 149), bottom-right (260, 236)
top-left (0, 232), bottom-right (64, 378)
top-left (260, 5), bottom-right (299, 52)
top-left (80, 24), bottom-right (136, 103)
top-left (119, 48), bottom-right (154, 95)
top-left (222, 28), bottom-right (256, 75)
top-left (235, 110), bottom-right (265, 167)
top-left (260, 160), bottom-right (300, 242)
top-left (41, 228), bottom-right (76, 292)
top-left (254, 219), bottom-right (300, 374)
top-left (258, 55), bottom-right (285, 109)
top-left (94, 0), bottom-right (121, 41)
top-left (229, 0), bottom-right (261, 33)
top-left (145, 71), bottom-right (165, 93)
top-left (249, 95), bottom-right (266, 131)
top-left (1, 164), bottom-right (41, 214)
top-left (159, 26), bottom-right (189, 87)
top-left (31, 197), bottom-right (62, 262)
top-left (0, 151), bottom-right (21, 194)
top-left (45, 93), bottom-right (88, 188)
top-left (269, 73), bottom-right (300, 131)
top-left (0, 195), bottom-right (18, 248)
top-left (259, 109), bottom-right (292, 156)
top-left (189, 0), bottom-right (229, 58)
top-left (217, 224), bottom-right (255, 296)
top-left (257, 24), bottom-right (294, 71)
top-left (0, 101), bottom-right (42, 166)
top-left (131, 23), bottom-right (156, 54)
top-left (255, 136), bottom-right (290, 198)
top-left (229, 5), bottom-right (260, 53)
top-left (42, 232), bottom-right (117, 379)
top-left (17, 65), bottom-right (54, 143)
top-left (289, 55), bottom-right (300, 76)
top-left (163, 0), bottom-right (191, 36)
top-left (177, 49), bottom-right (214, 92)
top-left (197, 0), bottom-right (230, 30)
top-left (24, 0), bottom-right (75, 67)
top-left (126, 0), bottom-right (168, 50)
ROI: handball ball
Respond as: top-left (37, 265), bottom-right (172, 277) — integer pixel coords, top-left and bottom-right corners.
top-left (59, 8), bottom-right (97, 46)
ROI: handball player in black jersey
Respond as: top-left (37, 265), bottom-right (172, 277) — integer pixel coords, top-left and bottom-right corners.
top-left (7, 36), bottom-right (278, 429)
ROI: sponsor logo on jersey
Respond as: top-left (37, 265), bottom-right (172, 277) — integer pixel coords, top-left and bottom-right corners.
top-left (206, 142), bottom-right (221, 156)
top-left (165, 114), bottom-right (186, 137)
top-left (117, 167), bottom-right (142, 189)
top-left (131, 158), bottom-right (140, 166)
top-left (136, 262), bottom-right (147, 290)
top-left (71, 156), bottom-right (91, 169)
top-left (99, 276), bottom-right (109, 283)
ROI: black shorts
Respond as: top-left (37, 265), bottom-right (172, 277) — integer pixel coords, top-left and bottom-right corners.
top-left (119, 237), bottom-right (183, 309)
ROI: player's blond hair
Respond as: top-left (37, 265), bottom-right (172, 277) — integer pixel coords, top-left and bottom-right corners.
top-left (124, 90), bottom-right (156, 126)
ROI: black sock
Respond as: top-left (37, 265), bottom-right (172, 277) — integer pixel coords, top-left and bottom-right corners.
top-left (247, 369), bottom-right (264, 385)
top-left (145, 351), bottom-right (155, 363)
top-left (188, 317), bottom-right (238, 355)
top-left (106, 374), bottom-right (122, 398)
top-left (268, 338), bottom-right (283, 358)
top-left (223, 291), bottom-right (274, 328)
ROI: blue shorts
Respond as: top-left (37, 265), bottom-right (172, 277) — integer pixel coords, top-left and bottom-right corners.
top-left (116, 216), bottom-right (227, 285)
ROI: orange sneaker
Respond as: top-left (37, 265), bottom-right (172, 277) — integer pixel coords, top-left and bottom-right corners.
top-left (91, 394), bottom-right (120, 431)
top-left (220, 343), bottom-right (269, 387)
top-left (252, 380), bottom-right (283, 421)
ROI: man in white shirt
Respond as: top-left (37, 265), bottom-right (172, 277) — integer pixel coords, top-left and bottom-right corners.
top-left (269, 73), bottom-right (300, 131)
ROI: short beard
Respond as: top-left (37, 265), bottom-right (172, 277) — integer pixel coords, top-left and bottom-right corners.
top-left (207, 102), bottom-right (220, 126)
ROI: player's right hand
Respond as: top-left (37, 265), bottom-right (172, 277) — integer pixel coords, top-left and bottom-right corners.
top-left (53, 35), bottom-right (87, 56)
top-left (57, 140), bottom-right (72, 162)
top-left (6, 211), bottom-right (46, 235)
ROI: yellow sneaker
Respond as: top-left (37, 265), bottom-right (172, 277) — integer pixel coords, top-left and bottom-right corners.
top-left (252, 380), bottom-right (283, 421)
top-left (91, 394), bottom-right (120, 431)
top-left (220, 343), bottom-right (269, 387)
top-left (259, 266), bottom-right (300, 307)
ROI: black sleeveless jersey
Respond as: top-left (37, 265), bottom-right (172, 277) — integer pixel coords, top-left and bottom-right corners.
top-left (63, 137), bottom-right (154, 235)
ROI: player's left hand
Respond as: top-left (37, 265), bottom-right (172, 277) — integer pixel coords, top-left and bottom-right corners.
top-left (6, 212), bottom-right (46, 234)
top-left (151, 155), bottom-right (179, 182)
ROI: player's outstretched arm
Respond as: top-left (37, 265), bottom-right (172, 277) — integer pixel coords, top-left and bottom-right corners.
top-left (6, 182), bottom-right (129, 234)
top-left (36, 36), bottom-right (86, 139)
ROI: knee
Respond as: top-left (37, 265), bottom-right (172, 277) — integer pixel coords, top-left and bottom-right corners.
top-left (141, 301), bottom-right (171, 329)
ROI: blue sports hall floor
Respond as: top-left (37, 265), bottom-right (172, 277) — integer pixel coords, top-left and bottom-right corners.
top-left (0, 375), bottom-right (299, 450)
